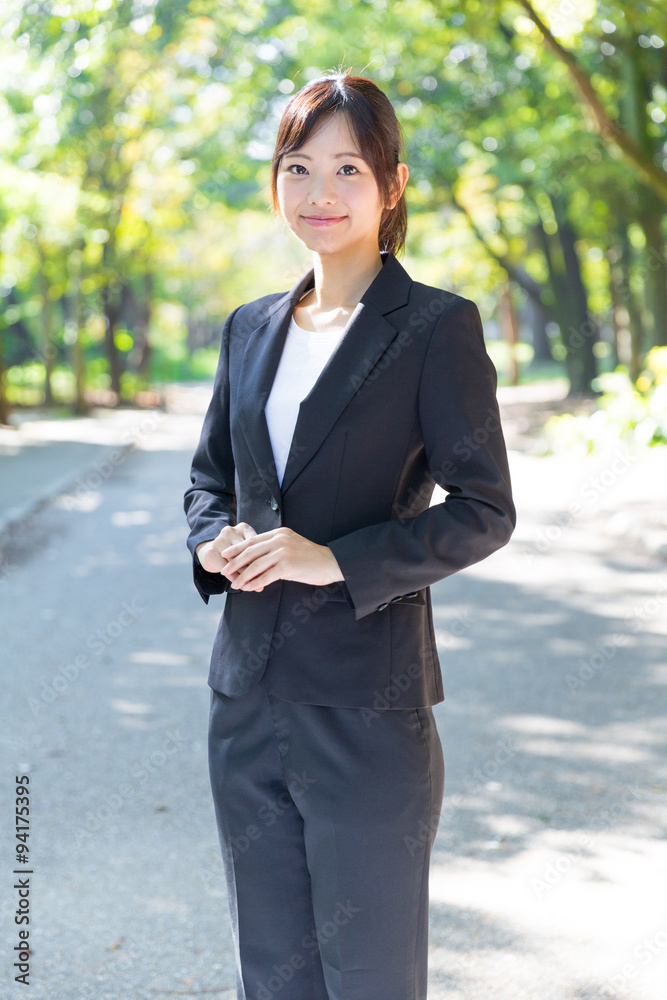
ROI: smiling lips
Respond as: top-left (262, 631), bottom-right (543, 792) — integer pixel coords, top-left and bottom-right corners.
top-left (303, 215), bottom-right (347, 226)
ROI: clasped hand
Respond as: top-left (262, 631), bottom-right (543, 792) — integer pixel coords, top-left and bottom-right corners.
top-left (196, 522), bottom-right (344, 592)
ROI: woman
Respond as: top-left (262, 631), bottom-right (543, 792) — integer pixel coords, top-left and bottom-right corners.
top-left (184, 73), bottom-right (516, 1000)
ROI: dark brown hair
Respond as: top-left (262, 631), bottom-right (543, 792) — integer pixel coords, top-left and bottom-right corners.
top-left (268, 73), bottom-right (408, 256)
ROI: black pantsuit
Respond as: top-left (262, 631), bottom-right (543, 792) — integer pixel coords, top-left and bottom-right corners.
top-left (208, 676), bottom-right (445, 1000)
top-left (185, 251), bottom-right (516, 999)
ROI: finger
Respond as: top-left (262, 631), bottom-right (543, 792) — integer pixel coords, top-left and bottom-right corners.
top-left (219, 536), bottom-right (257, 557)
top-left (222, 538), bottom-right (275, 573)
top-left (222, 527), bottom-right (279, 556)
top-left (199, 549), bottom-right (226, 574)
top-left (237, 579), bottom-right (266, 592)
top-left (230, 553), bottom-right (278, 589)
top-left (232, 570), bottom-right (269, 591)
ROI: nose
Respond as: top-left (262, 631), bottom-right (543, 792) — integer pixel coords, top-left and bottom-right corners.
top-left (306, 172), bottom-right (337, 206)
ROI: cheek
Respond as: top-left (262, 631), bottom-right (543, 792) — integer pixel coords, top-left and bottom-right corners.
top-left (347, 183), bottom-right (384, 215)
top-left (276, 179), bottom-right (293, 214)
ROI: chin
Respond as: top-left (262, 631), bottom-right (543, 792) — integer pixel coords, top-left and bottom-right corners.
top-left (299, 235), bottom-right (342, 253)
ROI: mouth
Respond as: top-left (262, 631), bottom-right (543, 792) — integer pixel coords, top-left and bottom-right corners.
top-left (303, 216), bottom-right (347, 226)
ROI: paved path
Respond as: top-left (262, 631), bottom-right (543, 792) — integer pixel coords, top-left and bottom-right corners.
top-left (0, 409), bottom-right (161, 536)
top-left (1, 385), bottom-right (665, 1000)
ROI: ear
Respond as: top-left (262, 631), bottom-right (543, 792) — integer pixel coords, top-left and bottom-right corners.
top-left (386, 162), bottom-right (409, 210)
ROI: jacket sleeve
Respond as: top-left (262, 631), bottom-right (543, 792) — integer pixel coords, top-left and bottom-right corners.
top-left (326, 297), bottom-right (516, 621)
top-left (183, 305), bottom-right (241, 604)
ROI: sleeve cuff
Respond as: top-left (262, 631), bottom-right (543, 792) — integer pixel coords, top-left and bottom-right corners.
top-left (192, 549), bottom-right (230, 604)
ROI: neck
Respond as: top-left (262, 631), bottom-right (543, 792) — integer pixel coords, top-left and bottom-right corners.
top-left (306, 246), bottom-right (386, 311)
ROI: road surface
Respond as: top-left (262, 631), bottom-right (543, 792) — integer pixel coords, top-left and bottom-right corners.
top-left (1, 384), bottom-right (666, 1000)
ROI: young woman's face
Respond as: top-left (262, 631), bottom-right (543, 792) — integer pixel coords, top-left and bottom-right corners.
top-left (276, 113), bottom-right (390, 257)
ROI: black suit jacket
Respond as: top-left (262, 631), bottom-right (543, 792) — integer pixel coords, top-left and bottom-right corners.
top-left (184, 250), bottom-right (516, 707)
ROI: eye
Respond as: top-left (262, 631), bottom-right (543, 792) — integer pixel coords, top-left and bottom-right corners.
top-left (339, 164), bottom-right (359, 175)
top-left (286, 163), bottom-right (307, 174)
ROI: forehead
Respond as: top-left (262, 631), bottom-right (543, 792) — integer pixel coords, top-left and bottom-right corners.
top-left (293, 113), bottom-right (361, 153)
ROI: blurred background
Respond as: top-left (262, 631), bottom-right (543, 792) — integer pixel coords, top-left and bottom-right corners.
top-left (0, 0), bottom-right (665, 445)
top-left (1, 3), bottom-right (666, 1000)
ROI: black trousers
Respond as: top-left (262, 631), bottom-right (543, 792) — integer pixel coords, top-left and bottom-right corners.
top-left (208, 675), bottom-right (445, 1000)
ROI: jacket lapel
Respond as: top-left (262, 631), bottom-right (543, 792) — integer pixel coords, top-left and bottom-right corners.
top-left (236, 250), bottom-right (412, 500)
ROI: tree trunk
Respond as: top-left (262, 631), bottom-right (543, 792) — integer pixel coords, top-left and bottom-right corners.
top-left (637, 190), bottom-right (667, 348)
top-left (534, 196), bottom-right (598, 395)
top-left (551, 196), bottom-right (598, 396)
top-left (525, 297), bottom-right (554, 365)
top-left (559, 228), bottom-right (599, 397)
top-left (498, 284), bottom-right (520, 385)
top-left (618, 223), bottom-right (645, 380)
top-left (620, 41), bottom-right (667, 350)
top-left (102, 283), bottom-right (123, 399)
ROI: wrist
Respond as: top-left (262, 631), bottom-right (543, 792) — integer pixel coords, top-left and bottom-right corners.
top-left (325, 545), bottom-right (345, 584)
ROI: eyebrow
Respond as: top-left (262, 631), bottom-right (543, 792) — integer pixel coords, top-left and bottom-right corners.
top-left (283, 151), bottom-right (366, 160)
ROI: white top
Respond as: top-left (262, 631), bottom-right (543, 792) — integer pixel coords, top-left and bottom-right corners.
top-left (265, 297), bottom-right (360, 486)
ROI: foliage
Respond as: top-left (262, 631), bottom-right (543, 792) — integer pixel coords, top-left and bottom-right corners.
top-left (540, 346), bottom-right (667, 453)
top-left (3, 343), bottom-right (220, 407)
top-left (0, 0), bottom-right (665, 417)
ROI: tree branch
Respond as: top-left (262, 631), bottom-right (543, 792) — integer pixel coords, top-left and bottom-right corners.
top-left (516, 0), bottom-right (667, 205)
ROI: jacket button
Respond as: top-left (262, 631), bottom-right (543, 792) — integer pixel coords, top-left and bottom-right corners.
top-left (404, 591), bottom-right (418, 598)
top-left (268, 497), bottom-right (278, 510)
top-left (377, 602), bottom-right (389, 611)
top-left (390, 595), bottom-right (402, 603)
